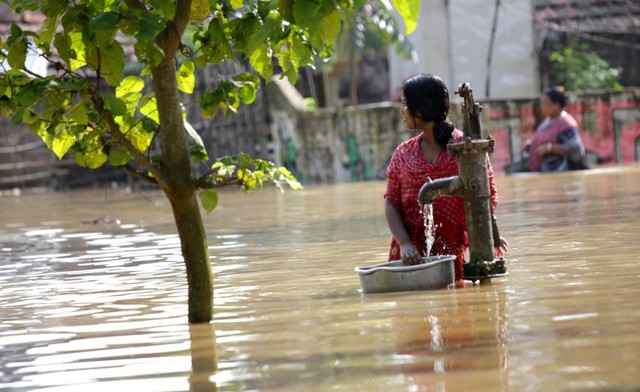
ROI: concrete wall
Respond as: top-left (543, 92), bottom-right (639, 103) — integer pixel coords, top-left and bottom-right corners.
top-left (267, 78), bottom-right (412, 183)
top-left (388, 0), bottom-right (539, 100)
top-left (268, 78), bottom-right (640, 183)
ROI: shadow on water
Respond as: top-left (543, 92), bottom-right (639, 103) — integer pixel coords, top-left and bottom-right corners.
top-left (1, 165), bottom-right (640, 391)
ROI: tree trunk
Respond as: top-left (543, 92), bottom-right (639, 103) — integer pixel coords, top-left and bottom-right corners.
top-left (152, 52), bottom-right (213, 324)
top-left (169, 190), bottom-right (213, 324)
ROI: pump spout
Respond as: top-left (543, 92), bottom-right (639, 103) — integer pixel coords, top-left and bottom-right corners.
top-left (418, 176), bottom-right (463, 205)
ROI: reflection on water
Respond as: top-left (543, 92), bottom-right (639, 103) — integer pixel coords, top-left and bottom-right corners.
top-left (1, 165), bottom-right (640, 391)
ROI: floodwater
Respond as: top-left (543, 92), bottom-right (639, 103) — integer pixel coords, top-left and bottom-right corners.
top-left (1, 164), bottom-right (640, 391)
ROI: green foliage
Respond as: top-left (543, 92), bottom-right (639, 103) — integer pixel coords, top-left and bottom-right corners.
top-left (199, 72), bottom-right (260, 118)
top-left (0, 0), bottom-right (417, 207)
top-left (549, 42), bottom-right (623, 92)
top-left (198, 189), bottom-right (218, 213)
top-left (391, 0), bottom-right (419, 35)
top-left (342, 0), bottom-right (417, 60)
top-left (199, 153), bottom-right (303, 213)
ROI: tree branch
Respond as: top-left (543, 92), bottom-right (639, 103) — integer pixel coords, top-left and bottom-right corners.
top-left (195, 178), bottom-right (242, 190)
top-left (194, 169), bottom-right (242, 189)
top-left (89, 93), bottom-right (167, 189)
top-left (155, 0), bottom-right (192, 59)
top-left (123, 163), bottom-right (160, 185)
top-left (173, 0), bottom-right (193, 38)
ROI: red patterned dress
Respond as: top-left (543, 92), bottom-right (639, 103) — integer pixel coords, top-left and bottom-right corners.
top-left (384, 130), bottom-right (498, 280)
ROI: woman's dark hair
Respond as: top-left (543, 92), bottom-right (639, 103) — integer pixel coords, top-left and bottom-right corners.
top-left (402, 73), bottom-right (455, 148)
top-left (544, 86), bottom-right (567, 108)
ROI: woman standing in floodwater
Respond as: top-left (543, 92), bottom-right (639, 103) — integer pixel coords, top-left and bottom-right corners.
top-left (528, 87), bottom-right (590, 172)
top-left (384, 74), bottom-right (506, 281)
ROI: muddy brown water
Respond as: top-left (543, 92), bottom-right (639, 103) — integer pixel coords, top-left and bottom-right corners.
top-left (1, 165), bottom-right (640, 391)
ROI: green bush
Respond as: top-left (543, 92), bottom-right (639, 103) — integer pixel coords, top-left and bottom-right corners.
top-left (549, 42), bottom-right (623, 91)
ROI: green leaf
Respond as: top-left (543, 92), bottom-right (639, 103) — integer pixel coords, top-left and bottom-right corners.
top-left (291, 37), bottom-right (314, 67)
top-left (103, 93), bottom-right (127, 116)
top-left (249, 46), bottom-right (273, 80)
top-left (279, 166), bottom-right (303, 190)
top-left (125, 122), bottom-right (153, 152)
top-left (293, 0), bottom-right (318, 29)
top-left (52, 127), bottom-right (76, 159)
top-left (53, 33), bottom-right (70, 65)
top-left (11, 0), bottom-right (40, 12)
top-left (199, 189), bottom-right (218, 213)
top-left (138, 14), bottom-right (167, 42)
top-left (275, 47), bottom-right (297, 84)
top-left (319, 10), bottom-right (341, 41)
top-left (134, 41), bottom-right (165, 66)
top-left (190, 144), bottom-right (209, 162)
top-left (190, 0), bottom-right (210, 21)
top-left (103, 44), bottom-right (125, 85)
top-left (90, 12), bottom-right (119, 37)
top-left (82, 148), bottom-right (108, 168)
top-left (139, 95), bottom-right (159, 123)
top-left (200, 89), bottom-right (221, 118)
top-left (136, 92), bottom-right (155, 111)
top-left (148, 0), bottom-right (176, 19)
top-left (91, 0), bottom-right (120, 12)
top-left (237, 83), bottom-right (257, 105)
top-left (8, 40), bottom-right (28, 70)
top-left (40, 0), bottom-right (67, 18)
top-left (232, 73), bottom-right (259, 104)
top-left (35, 122), bottom-right (54, 149)
top-left (116, 76), bottom-right (145, 98)
top-left (59, 77), bottom-right (89, 92)
top-left (7, 24), bottom-right (24, 46)
top-left (67, 102), bottom-right (88, 125)
top-left (177, 61), bottom-right (195, 94)
top-left (184, 119), bottom-right (209, 160)
top-left (246, 12), bottom-right (282, 55)
top-left (391, 0), bottom-right (420, 35)
top-left (141, 117), bottom-right (158, 133)
top-left (228, 15), bottom-right (260, 53)
top-left (38, 15), bottom-right (61, 48)
top-left (27, 119), bottom-right (44, 135)
top-left (109, 147), bottom-right (131, 166)
top-left (202, 18), bottom-right (234, 63)
top-left (21, 108), bottom-right (39, 124)
top-left (9, 109), bottom-right (25, 125)
top-left (278, 0), bottom-right (294, 21)
top-left (68, 31), bottom-right (87, 71)
top-left (13, 79), bottom-right (48, 107)
top-left (87, 43), bottom-right (124, 86)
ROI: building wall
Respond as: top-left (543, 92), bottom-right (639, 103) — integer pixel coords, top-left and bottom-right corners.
top-left (268, 80), bottom-right (640, 183)
top-left (486, 89), bottom-right (640, 170)
top-left (389, 0), bottom-right (539, 100)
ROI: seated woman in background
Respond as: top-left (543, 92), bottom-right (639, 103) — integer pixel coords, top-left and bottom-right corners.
top-left (528, 86), bottom-right (590, 172)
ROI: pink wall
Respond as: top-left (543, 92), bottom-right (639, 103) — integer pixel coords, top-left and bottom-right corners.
top-left (482, 90), bottom-right (640, 172)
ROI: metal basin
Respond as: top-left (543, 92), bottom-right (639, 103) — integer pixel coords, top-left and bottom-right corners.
top-left (355, 255), bottom-right (456, 293)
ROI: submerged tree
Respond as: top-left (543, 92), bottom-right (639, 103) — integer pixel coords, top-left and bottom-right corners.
top-left (0, 0), bottom-right (419, 323)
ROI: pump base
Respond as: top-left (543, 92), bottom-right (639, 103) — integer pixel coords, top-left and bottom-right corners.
top-left (462, 258), bottom-right (508, 281)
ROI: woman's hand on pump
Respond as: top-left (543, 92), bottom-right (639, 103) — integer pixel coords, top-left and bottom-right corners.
top-left (495, 237), bottom-right (509, 258)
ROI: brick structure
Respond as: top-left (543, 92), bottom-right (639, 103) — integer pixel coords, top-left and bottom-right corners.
top-left (535, 0), bottom-right (640, 88)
